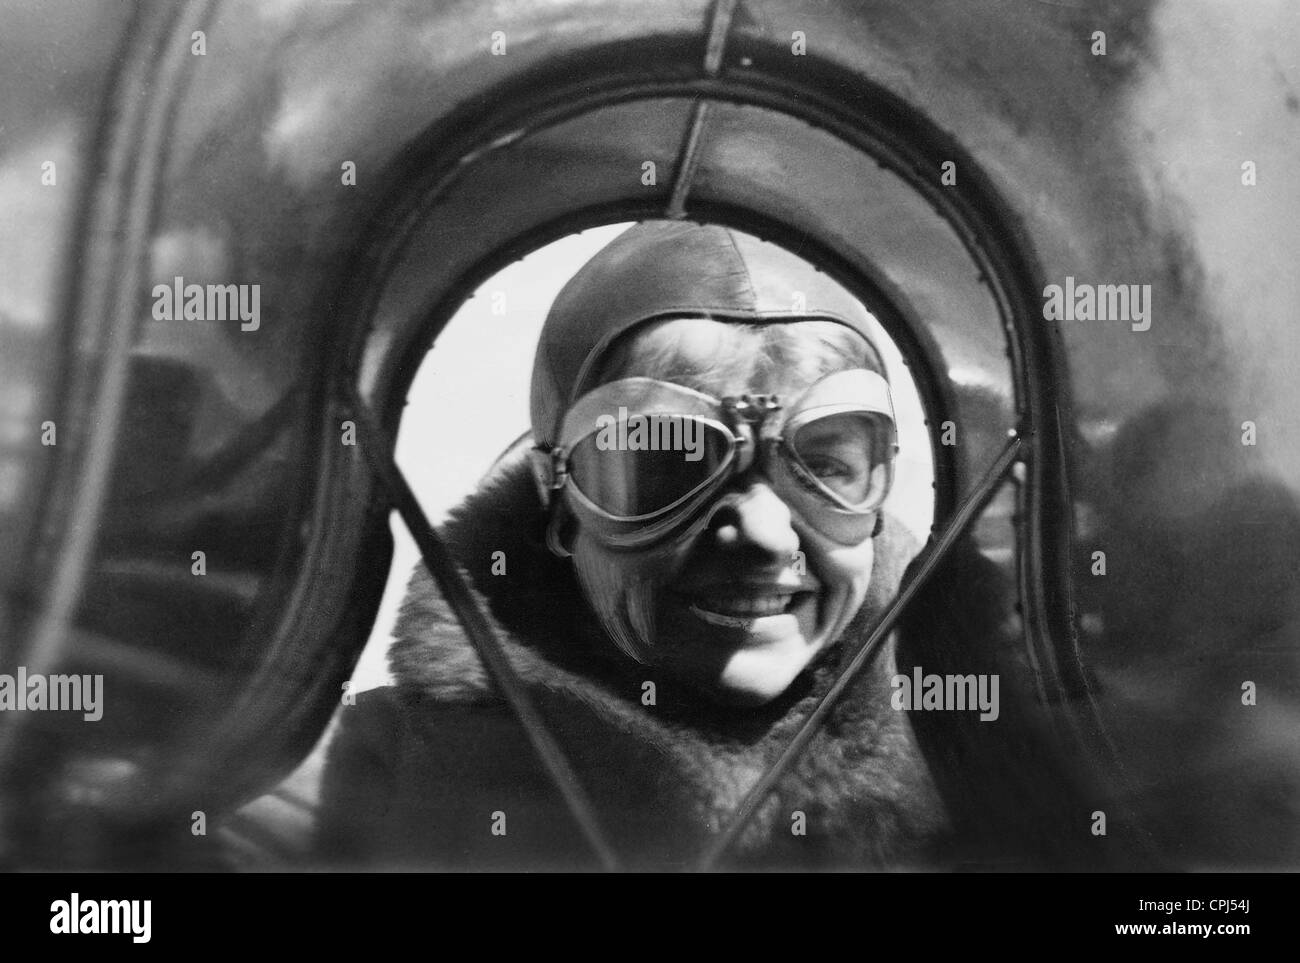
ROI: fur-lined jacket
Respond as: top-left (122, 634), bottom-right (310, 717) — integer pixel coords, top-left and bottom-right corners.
top-left (313, 452), bottom-right (955, 871)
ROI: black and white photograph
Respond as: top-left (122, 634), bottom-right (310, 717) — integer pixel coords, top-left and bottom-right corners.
top-left (0, 0), bottom-right (1295, 935)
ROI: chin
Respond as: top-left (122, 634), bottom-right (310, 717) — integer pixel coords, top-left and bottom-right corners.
top-left (709, 672), bottom-right (799, 706)
top-left (704, 640), bottom-right (824, 706)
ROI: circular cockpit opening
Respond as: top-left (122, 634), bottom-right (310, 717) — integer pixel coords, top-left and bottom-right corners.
top-left (349, 222), bottom-right (938, 691)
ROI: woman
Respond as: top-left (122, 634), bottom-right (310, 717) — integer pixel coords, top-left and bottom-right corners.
top-left (316, 221), bottom-right (952, 870)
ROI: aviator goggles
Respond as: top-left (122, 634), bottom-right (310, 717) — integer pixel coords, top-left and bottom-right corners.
top-left (532, 368), bottom-right (898, 551)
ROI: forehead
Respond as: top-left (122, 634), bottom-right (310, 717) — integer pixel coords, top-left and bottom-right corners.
top-left (603, 317), bottom-right (863, 398)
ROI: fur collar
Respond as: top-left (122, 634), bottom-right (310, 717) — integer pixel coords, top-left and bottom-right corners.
top-left (387, 450), bottom-right (951, 868)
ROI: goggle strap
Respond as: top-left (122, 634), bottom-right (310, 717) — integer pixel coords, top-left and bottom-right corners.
top-left (529, 445), bottom-right (560, 508)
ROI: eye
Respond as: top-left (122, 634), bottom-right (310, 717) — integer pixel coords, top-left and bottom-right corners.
top-left (789, 413), bottom-right (884, 503)
top-left (803, 453), bottom-right (854, 479)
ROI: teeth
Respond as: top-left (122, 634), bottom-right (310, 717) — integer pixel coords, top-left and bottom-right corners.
top-left (689, 594), bottom-right (794, 626)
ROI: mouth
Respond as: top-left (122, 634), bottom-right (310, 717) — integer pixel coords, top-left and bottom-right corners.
top-left (684, 588), bottom-right (816, 629)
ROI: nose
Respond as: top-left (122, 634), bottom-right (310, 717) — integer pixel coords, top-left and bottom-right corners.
top-left (707, 478), bottom-right (800, 560)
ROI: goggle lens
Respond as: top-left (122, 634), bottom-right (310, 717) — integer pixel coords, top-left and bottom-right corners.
top-left (567, 416), bottom-right (733, 517)
top-left (788, 412), bottom-right (893, 507)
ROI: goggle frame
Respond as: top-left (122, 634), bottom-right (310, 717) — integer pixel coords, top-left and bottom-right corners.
top-left (532, 369), bottom-right (899, 552)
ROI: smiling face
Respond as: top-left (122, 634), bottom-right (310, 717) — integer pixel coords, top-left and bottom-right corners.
top-left (566, 318), bottom-right (884, 706)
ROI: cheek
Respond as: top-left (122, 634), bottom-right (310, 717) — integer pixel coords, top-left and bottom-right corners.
top-left (570, 531), bottom-right (690, 648)
top-left (808, 539), bottom-right (875, 603)
top-left (573, 533), bottom-right (688, 588)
